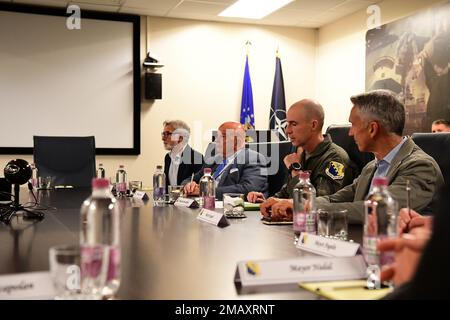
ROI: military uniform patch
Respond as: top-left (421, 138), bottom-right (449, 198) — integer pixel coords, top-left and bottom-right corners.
top-left (325, 161), bottom-right (345, 180)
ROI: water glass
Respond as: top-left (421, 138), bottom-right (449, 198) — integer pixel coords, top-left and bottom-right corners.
top-left (168, 185), bottom-right (183, 202)
top-left (317, 209), bottom-right (348, 240)
top-left (49, 244), bottom-right (82, 300)
top-left (223, 193), bottom-right (245, 215)
top-left (129, 180), bottom-right (142, 195)
top-left (38, 176), bottom-right (54, 190)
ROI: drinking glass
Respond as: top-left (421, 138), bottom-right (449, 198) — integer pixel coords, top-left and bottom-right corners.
top-left (168, 185), bottom-right (183, 202)
top-left (49, 244), bottom-right (82, 300)
top-left (223, 193), bottom-right (245, 216)
top-left (317, 209), bottom-right (348, 240)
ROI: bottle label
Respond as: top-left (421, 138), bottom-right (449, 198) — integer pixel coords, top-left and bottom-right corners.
top-left (107, 246), bottom-right (121, 281)
top-left (293, 212), bottom-right (306, 232)
top-left (363, 236), bottom-right (379, 266)
top-left (305, 213), bottom-right (317, 234)
top-left (153, 187), bottom-right (165, 198)
top-left (117, 182), bottom-right (127, 192)
top-left (81, 245), bottom-right (105, 278)
top-left (203, 196), bottom-right (215, 209)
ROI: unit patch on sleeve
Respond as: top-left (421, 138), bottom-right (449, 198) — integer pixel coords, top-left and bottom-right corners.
top-left (325, 161), bottom-right (345, 180)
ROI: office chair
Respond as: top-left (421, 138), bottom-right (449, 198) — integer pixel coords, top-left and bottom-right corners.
top-left (325, 124), bottom-right (374, 177)
top-left (33, 136), bottom-right (96, 187)
top-left (246, 141), bottom-right (293, 197)
top-left (411, 132), bottom-right (450, 184)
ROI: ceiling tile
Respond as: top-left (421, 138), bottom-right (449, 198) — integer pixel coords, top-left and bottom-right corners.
top-left (12, 0), bottom-right (68, 6)
top-left (69, 1), bottom-right (120, 11)
top-left (169, 0), bottom-right (228, 16)
top-left (284, 0), bottom-right (346, 12)
top-left (122, 0), bottom-right (180, 11)
top-left (331, 0), bottom-right (378, 14)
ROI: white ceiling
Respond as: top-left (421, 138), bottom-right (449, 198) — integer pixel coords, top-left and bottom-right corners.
top-left (3, 0), bottom-right (382, 28)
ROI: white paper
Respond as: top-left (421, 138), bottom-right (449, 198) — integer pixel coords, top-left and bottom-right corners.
top-left (0, 271), bottom-right (55, 300)
top-left (236, 255), bottom-right (367, 287)
top-left (296, 233), bottom-right (360, 257)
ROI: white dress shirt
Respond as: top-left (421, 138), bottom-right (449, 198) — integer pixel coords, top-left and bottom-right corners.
top-left (168, 143), bottom-right (188, 186)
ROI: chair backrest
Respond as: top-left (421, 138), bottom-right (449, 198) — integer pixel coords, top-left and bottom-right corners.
top-left (246, 141), bottom-right (293, 197)
top-left (411, 132), bottom-right (450, 184)
top-left (33, 136), bottom-right (96, 187)
top-left (325, 124), bottom-right (374, 177)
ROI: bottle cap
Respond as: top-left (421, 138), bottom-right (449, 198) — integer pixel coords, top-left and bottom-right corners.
top-left (92, 178), bottom-right (109, 188)
top-left (372, 177), bottom-right (389, 187)
top-left (204, 168), bottom-right (212, 174)
top-left (119, 165), bottom-right (124, 169)
top-left (298, 171), bottom-right (310, 180)
top-left (99, 163), bottom-right (103, 166)
top-left (156, 165), bottom-right (163, 170)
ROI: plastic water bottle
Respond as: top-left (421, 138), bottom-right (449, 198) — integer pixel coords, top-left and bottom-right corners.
top-left (30, 163), bottom-right (39, 189)
top-left (199, 168), bottom-right (215, 209)
top-left (80, 178), bottom-right (121, 299)
top-left (152, 165), bottom-right (166, 205)
top-left (363, 177), bottom-right (398, 288)
top-left (96, 163), bottom-right (105, 179)
top-left (115, 165), bottom-right (127, 197)
top-left (293, 171), bottom-right (317, 239)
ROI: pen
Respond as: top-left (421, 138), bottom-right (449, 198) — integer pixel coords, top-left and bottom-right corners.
top-left (190, 173), bottom-right (194, 184)
top-left (406, 179), bottom-right (411, 216)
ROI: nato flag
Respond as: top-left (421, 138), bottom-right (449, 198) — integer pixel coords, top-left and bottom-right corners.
top-left (269, 56), bottom-right (287, 140)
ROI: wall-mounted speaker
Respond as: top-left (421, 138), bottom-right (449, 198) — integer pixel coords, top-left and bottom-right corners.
top-left (145, 73), bottom-right (162, 100)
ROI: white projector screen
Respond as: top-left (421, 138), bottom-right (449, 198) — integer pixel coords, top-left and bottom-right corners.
top-left (0, 4), bottom-right (140, 155)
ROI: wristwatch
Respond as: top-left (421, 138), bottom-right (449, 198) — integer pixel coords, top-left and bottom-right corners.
top-left (288, 162), bottom-right (302, 173)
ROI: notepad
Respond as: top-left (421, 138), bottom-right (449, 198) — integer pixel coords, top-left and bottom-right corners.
top-left (299, 280), bottom-right (392, 300)
top-left (244, 202), bottom-right (260, 211)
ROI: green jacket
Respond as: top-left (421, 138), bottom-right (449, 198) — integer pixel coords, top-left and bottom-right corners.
top-left (274, 134), bottom-right (354, 198)
top-left (316, 137), bottom-right (444, 224)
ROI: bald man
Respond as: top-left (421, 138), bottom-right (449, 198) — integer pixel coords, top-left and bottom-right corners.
top-left (250, 99), bottom-right (354, 219)
top-left (183, 121), bottom-right (268, 200)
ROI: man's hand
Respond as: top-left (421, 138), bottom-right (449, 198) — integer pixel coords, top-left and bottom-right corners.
top-left (270, 199), bottom-right (294, 221)
top-left (247, 192), bottom-right (266, 203)
top-left (378, 226), bottom-right (432, 286)
top-left (184, 182), bottom-right (200, 196)
top-left (260, 198), bottom-right (280, 218)
top-left (283, 147), bottom-right (303, 172)
top-left (398, 208), bottom-right (432, 235)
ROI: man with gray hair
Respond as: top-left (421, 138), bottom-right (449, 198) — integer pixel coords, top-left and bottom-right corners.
top-left (162, 120), bottom-right (204, 189)
top-left (264, 90), bottom-right (444, 224)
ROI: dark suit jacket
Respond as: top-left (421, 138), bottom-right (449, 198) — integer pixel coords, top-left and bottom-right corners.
top-left (182, 148), bottom-right (268, 200)
top-left (164, 144), bottom-right (204, 188)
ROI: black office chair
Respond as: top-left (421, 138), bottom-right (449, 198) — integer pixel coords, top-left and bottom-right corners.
top-left (246, 141), bottom-right (293, 197)
top-left (33, 136), bottom-right (96, 187)
top-left (325, 124), bottom-right (374, 178)
top-left (411, 132), bottom-right (450, 184)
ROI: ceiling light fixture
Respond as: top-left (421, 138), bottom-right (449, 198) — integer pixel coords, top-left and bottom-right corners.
top-left (219, 0), bottom-right (294, 20)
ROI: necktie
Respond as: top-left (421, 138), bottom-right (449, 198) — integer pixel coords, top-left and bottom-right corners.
top-left (213, 160), bottom-right (227, 179)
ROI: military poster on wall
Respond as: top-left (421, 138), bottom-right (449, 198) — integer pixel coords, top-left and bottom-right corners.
top-left (365, 1), bottom-right (449, 135)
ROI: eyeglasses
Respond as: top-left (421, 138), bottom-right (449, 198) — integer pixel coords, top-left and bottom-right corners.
top-left (161, 131), bottom-right (173, 137)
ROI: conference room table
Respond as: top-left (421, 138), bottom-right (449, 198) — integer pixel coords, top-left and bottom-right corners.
top-left (0, 188), bottom-right (363, 300)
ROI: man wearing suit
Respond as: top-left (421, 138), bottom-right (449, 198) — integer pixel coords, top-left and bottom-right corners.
top-left (263, 90), bottom-right (444, 224)
top-left (162, 120), bottom-right (204, 189)
top-left (183, 121), bottom-right (268, 200)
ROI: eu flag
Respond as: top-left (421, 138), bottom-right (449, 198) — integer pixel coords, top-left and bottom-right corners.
top-left (240, 55), bottom-right (255, 130)
top-left (269, 55), bottom-right (287, 140)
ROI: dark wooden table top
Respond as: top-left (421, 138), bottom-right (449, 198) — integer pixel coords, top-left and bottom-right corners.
top-left (0, 188), bottom-right (362, 300)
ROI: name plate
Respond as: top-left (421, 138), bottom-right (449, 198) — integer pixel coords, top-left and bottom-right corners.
top-left (0, 271), bottom-right (55, 300)
top-left (174, 197), bottom-right (199, 208)
top-left (133, 190), bottom-right (149, 200)
top-left (235, 255), bottom-right (367, 287)
top-left (197, 208), bottom-right (229, 228)
top-left (296, 233), bottom-right (360, 257)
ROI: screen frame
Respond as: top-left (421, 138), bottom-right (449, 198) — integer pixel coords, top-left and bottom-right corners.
top-left (0, 2), bottom-right (141, 155)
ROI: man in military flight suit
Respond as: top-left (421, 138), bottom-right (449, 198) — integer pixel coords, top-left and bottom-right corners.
top-left (264, 90), bottom-right (444, 224)
top-left (247, 99), bottom-right (354, 204)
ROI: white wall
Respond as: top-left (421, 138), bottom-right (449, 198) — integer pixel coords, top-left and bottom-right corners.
top-left (316, 0), bottom-right (445, 130)
top-left (0, 17), bottom-right (316, 186)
